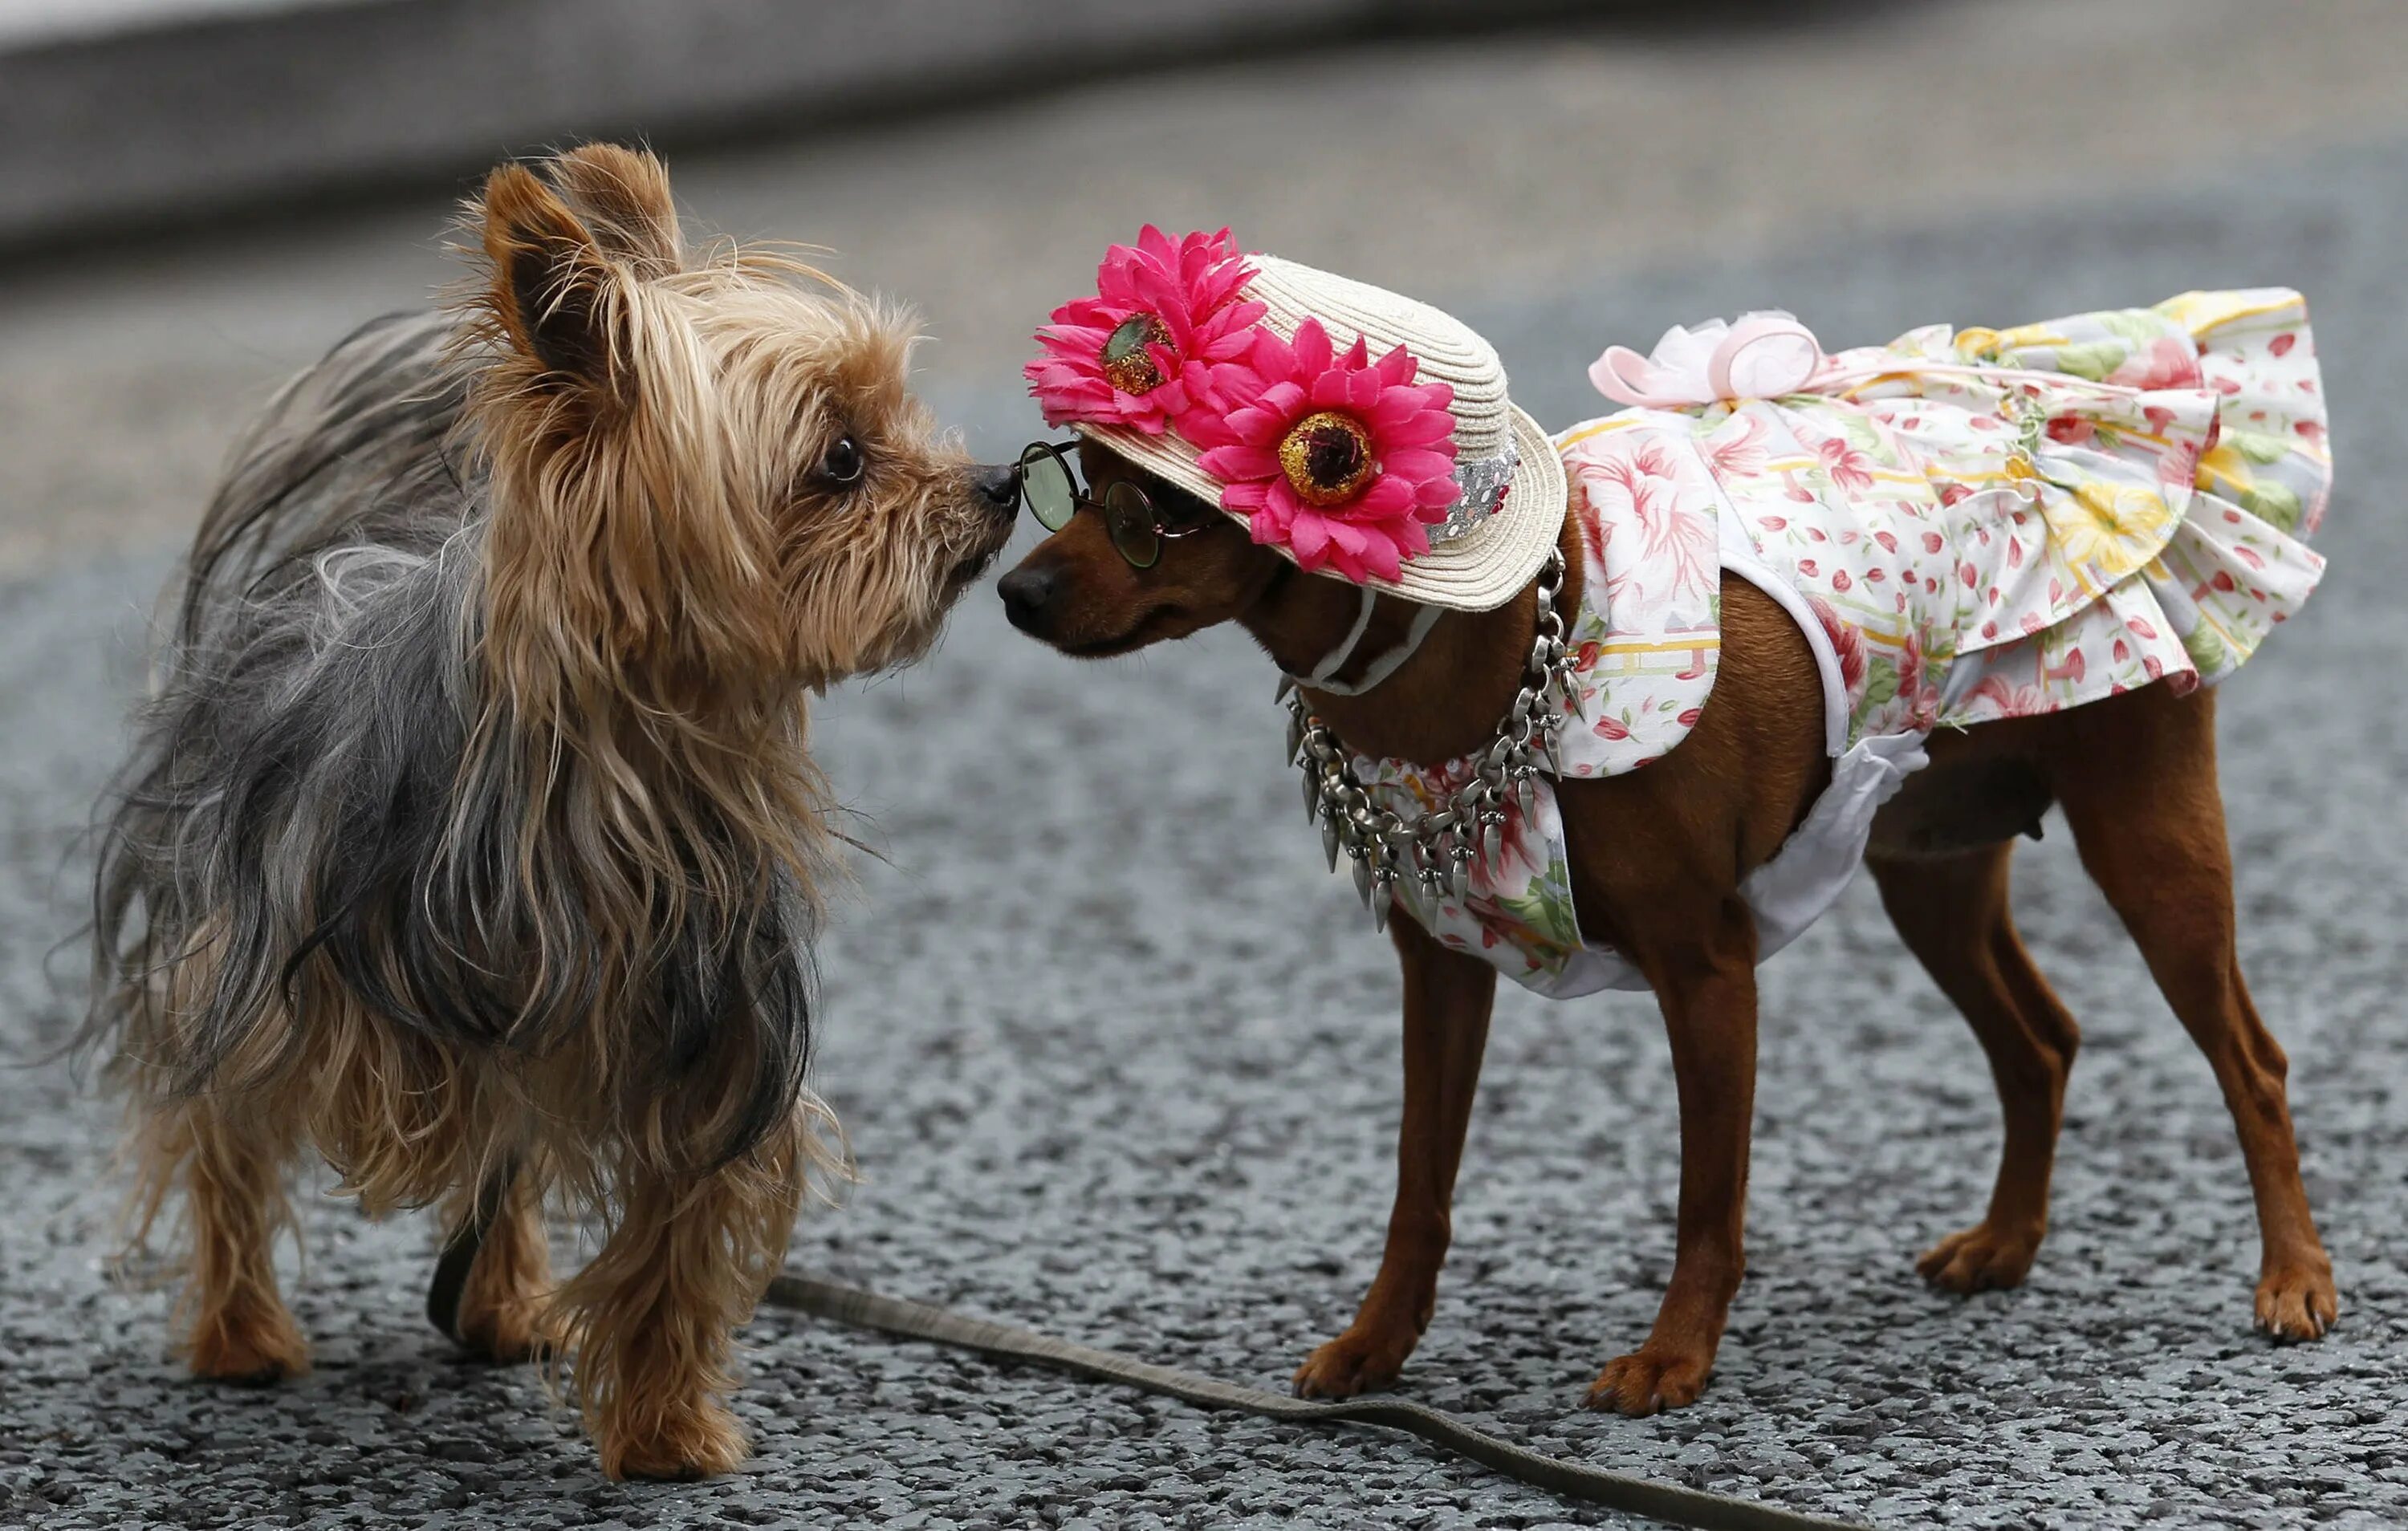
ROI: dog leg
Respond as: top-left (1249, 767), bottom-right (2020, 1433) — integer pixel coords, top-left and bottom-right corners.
top-left (148, 1097), bottom-right (310, 1383)
top-left (1294, 916), bottom-right (1496, 1399)
top-left (1588, 899), bottom-right (1759, 1416)
top-left (446, 1168), bottom-right (554, 1364)
top-left (2053, 686), bottom-right (2337, 1340)
top-left (561, 1155), bottom-right (804, 1480)
top-left (1870, 843), bottom-right (2080, 1292)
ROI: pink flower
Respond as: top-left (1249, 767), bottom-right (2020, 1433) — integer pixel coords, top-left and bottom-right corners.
top-left (1702, 412), bottom-right (1768, 477)
top-left (1579, 438), bottom-right (1716, 617)
top-left (1898, 633), bottom-right (1938, 729)
top-left (1808, 596), bottom-right (1866, 692)
top-left (1024, 226), bottom-right (1266, 435)
top-left (1816, 434), bottom-right (1876, 493)
top-left (2111, 334), bottom-right (2203, 392)
top-left (1967, 674), bottom-right (2051, 717)
top-left (1192, 319), bottom-right (1458, 584)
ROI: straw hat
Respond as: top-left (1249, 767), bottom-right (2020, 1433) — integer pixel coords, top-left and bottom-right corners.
top-left (1073, 256), bottom-right (1565, 614)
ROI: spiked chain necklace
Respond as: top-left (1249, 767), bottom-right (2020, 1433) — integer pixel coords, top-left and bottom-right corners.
top-left (1283, 548), bottom-right (1578, 932)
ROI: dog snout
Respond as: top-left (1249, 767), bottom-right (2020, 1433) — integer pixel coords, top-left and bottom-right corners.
top-left (998, 564), bottom-right (1057, 634)
top-left (970, 462), bottom-right (1020, 522)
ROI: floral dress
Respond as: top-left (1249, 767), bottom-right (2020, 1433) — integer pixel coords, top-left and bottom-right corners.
top-left (1360, 290), bottom-right (2330, 997)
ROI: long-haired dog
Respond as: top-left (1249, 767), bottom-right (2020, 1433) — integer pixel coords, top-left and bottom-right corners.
top-left (79, 144), bottom-right (1020, 1478)
top-left (999, 238), bottom-right (2336, 1415)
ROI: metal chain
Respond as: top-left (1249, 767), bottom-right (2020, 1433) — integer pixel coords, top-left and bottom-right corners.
top-left (1285, 548), bottom-right (1579, 930)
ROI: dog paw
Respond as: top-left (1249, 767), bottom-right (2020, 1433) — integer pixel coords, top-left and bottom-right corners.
top-left (2255, 1260), bottom-right (2339, 1342)
top-left (1584, 1345), bottom-right (1710, 1417)
top-left (455, 1291), bottom-right (555, 1365)
top-left (599, 1399), bottom-right (750, 1481)
top-left (1292, 1322), bottom-right (1417, 1399)
top-left (188, 1304), bottom-right (311, 1385)
top-left (1916, 1220), bottom-right (2042, 1293)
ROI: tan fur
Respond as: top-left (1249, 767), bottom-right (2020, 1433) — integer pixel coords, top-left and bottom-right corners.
top-left (104, 144), bottom-right (1018, 1480)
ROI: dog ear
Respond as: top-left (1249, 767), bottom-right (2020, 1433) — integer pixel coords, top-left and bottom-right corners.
top-left (475, 160), bottom-right (626, 397)
top-left (544, 144), bottom-right (684, 278)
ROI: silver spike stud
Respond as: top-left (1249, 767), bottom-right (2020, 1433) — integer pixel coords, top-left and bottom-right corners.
top-left (1286, 709), bottom-right (1306, 766)
top-left (1320, 816), bottom-right (1340, 872)
top-left (1482, 812), bottom-right (1505, 867)
top-left (1352, 852), bottom-right (1373, 908)
top-left (1304, 768), bottom-right (1322, 822)
top-left (1372, 879), bottom-right (1390, 932)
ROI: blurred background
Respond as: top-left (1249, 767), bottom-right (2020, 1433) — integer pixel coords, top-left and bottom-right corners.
top-left (6, 2), bottom-right (2408, 1527)
top-left (9, 0), bottom-right (2406, 572)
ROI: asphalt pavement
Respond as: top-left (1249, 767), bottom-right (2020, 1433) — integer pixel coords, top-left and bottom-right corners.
top-left (6, 10), bottom-right (2408, 1529)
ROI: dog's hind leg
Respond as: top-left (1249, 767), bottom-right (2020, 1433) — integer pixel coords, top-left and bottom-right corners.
top-left (435, 1156), bottom-right (553, 1364)
top-left (142, 1094), bottom-right (310, 1383)
top-left (1869, 841), bottom-right (2081, 1293)
top-left (1293, 915), bottom-right (1496, 1399)
top-left (2050, 683), bottom-right (2337, 1340)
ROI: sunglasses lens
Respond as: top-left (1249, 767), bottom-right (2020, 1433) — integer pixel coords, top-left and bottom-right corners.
top-left (1020, 446), bottom-right (1076, 531)
top-left (1104, 481), bottom-right (1161, 569)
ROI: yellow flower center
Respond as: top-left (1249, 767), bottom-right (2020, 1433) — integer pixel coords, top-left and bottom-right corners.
top-left (1100, 314), bottom-right (1172, 395)
top-left (1278, 411), bottom-right (1376, 506)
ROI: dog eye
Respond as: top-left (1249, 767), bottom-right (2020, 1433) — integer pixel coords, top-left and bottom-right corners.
top-left (818, 435), bottom-right (864, 486)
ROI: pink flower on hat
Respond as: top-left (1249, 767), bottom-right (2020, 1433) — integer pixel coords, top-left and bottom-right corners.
top-left (1189, 319), bottom-right (1459, 584)
top-left (1023, 226), bottom-right (1265, 434)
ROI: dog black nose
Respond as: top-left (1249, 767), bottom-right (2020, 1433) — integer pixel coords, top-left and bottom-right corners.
top-left (998, 566), bottom-right (1056, 631)
top-left (971, 462), bottom-right (1020, 518)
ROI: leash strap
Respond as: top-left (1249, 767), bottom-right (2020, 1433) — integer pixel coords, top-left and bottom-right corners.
top-left (761, 1273), bottom-right (1865, 1531)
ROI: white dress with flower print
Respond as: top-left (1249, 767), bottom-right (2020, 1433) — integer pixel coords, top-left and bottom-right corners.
top-left (1361, 290), bottom-right (2329, 998)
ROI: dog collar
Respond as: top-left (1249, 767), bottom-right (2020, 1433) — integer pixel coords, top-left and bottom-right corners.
top-left (1285, 546), bottom-right (1579, 928)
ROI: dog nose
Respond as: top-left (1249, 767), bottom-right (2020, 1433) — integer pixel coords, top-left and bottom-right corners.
top-left (971, 462), bottom-right (1020, 518)
top-left (998, 566), bottom-right (1056, 631)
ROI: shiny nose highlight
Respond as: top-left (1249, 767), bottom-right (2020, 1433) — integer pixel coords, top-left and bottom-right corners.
top-left (972, 462), bottom-right (1021, 517)
top-left (997, 566), bottom-right (1056, 631)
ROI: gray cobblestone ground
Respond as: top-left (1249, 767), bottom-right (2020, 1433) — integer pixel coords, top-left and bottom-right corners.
top-left (6, 64), bottom-right (2408, 1531)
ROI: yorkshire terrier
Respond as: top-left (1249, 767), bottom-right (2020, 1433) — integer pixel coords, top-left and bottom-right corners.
top-left (81, 144), bottom-right (1019, 1478)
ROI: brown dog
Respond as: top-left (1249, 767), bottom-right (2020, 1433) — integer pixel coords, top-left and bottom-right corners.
top-left (997, 439), bottom-right (2338, 1415)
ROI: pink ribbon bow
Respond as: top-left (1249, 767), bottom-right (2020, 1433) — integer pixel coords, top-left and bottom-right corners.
top-left (1589, 311), bottom-right (1828, 408)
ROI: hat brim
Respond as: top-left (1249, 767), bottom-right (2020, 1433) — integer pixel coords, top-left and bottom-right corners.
top-left (1075, 404), bottom-right (1565, 614)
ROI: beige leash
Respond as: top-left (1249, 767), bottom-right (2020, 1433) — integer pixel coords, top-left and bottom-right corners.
top-left (761, 1273), bottom-right (1869, 1531)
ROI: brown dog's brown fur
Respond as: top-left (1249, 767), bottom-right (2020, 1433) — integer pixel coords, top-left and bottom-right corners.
top-left (1001, 445), bottom-right (2337, 1414)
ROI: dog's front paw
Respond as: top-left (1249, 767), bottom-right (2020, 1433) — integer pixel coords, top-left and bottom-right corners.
top-left (599, 1398), bottom-right (750, 1481)
top-left (1917, 1220), bottom-right (2043, 1294)
top-left (2255, 1257), bottom-right (2339, 1342)
top-left (1584, 1344), bottom-right (1710, 1416)
top-left (1292, 1320), bottom-right (1418, 1399)
top-left (188, 1302), bottom-right (311, 1384)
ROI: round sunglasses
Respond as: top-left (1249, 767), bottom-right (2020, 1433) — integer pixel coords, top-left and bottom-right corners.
top-left (1016, 441), bottom-right (1210, 570)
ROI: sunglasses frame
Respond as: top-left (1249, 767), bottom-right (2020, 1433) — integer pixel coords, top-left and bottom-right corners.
top-left (1016, 440), bottom-right (1213, 571)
